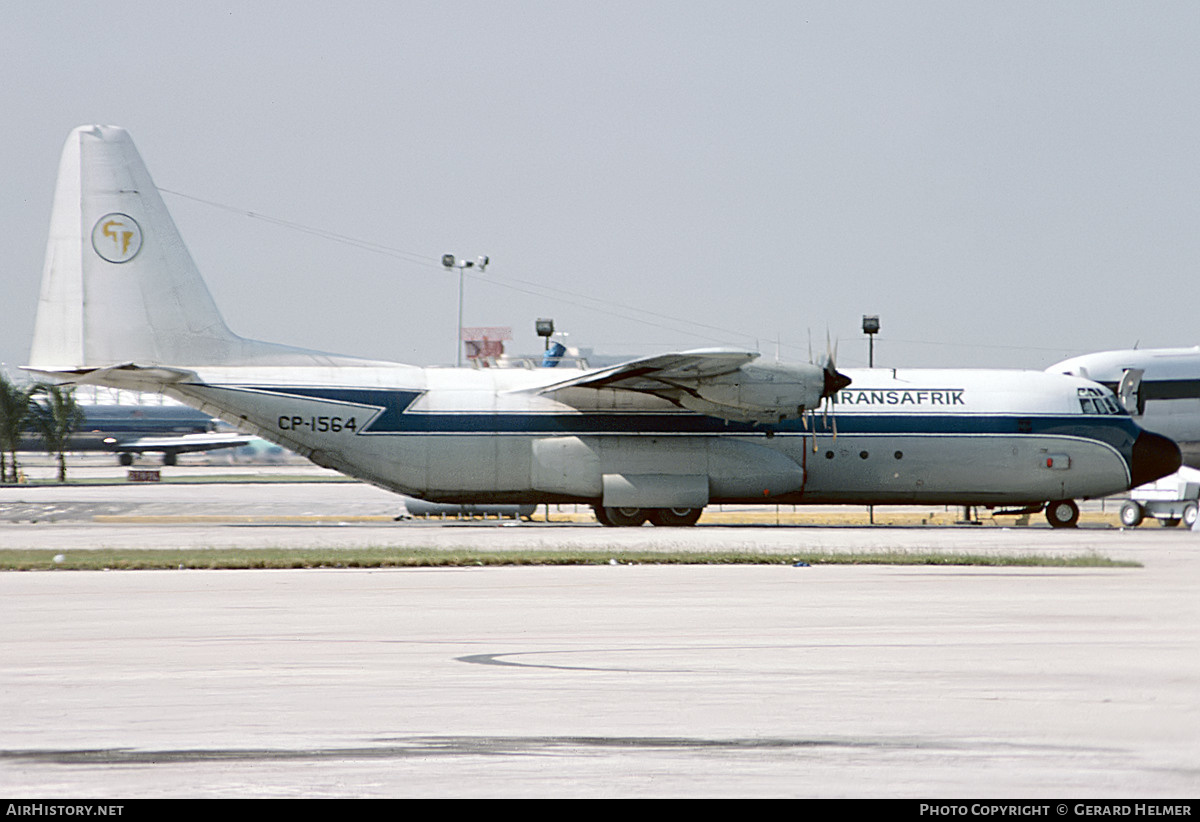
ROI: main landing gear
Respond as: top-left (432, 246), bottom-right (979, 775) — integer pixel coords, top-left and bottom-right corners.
top-left (593, 506), bottom-right (704, 527)
top-left (116, 451), bottom-right (178, 466)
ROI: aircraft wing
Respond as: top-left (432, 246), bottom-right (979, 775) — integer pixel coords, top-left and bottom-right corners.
top-left (533, 348), bottom-right (845, 425)
top-left (536, 349), bottom-right (759, 394)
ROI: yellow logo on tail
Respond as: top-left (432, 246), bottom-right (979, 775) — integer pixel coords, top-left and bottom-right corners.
top-left (91, 213), bottom-right (142, 263)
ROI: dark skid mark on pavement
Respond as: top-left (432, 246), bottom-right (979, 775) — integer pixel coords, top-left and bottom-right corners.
top-left (455, 651), bottom-right (665, 672)
top-left (1, 736), bottom-right (1102, 766)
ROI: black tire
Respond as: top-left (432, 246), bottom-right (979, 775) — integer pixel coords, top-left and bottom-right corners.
top-left (603, 507), bottom-right (648, 527)
top-left (1120, 501), bottom-right (1144, 527)
top-left (118, 453), bottom-right (133, 466)
top-left (648, 507), bottom-right (704, 527)
top-left (1046, 499), bottom-right (1080, 528)
top-left (592, 506), bottom-right (613, 526)
top-left (162, 452), bottom-right (177, 466)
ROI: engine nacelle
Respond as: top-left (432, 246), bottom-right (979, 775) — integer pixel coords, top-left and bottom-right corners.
top-left (682, 362), bottom-right (827, 424)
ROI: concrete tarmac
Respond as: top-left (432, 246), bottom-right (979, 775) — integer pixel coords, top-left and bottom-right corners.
top-left (1, 471), bottom-right (1198, 797)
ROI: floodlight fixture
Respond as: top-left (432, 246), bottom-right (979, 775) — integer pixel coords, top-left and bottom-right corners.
top-left (536, 318), bottom-right (555, 349)
top-left (443, 253), bottom-right (490, 366)
top-left (862, 315), bottom-right (880, 367)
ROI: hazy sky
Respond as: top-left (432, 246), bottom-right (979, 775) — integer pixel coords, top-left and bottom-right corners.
top-left (4, 1), bottom-right (1199, 372)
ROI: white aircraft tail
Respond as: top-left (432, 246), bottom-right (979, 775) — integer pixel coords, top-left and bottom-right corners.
top-left (29, 125), bottom-right (379, 372)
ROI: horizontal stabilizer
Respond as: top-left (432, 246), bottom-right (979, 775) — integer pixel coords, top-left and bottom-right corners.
top-left (24, 363), bottom-right (199, 393)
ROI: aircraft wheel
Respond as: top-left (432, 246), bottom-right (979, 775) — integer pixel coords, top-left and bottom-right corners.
top-left (592, 506), bottom-right (613, 526)
top-left (162, 452), bottom-right (177, 466)
top-left (118, 453), bottom-right (133, 466)
top-left (1184, 503), bottom-right (1198, 528)
top-left (648, 507), bottom-right (704, 527)
top-left (1045, 499), bottom-right (1079, 528)
top-left (603, 507), bottom-right (648, 527)
top-left (1119, 501), bottom-right (1144, 527)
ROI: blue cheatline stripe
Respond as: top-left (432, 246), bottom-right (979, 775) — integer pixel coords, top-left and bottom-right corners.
top-left (195, 384), bottom-right (1143, 451)
top-left (1142, 379), bottom-right (1200, 400)
top-left (1094, 378), bottom-right (1200, 401)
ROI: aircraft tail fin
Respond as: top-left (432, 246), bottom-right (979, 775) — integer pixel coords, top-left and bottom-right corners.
top-left (29, 125), bottom-right (377, 372)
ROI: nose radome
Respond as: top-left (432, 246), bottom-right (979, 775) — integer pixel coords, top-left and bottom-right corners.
top-left (1130, 430), bottom-right (1182, 488)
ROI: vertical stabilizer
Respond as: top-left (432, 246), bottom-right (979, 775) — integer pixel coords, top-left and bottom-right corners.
top-left (29, 125), bottom-right (379, 370)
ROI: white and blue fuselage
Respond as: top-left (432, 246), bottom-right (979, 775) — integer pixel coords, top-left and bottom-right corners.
top-left (157, 363), bottom-right (1175, 509)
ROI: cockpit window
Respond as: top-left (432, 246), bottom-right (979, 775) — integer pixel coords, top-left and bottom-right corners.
top-left (1077, 386), bottom-right (1123, 415)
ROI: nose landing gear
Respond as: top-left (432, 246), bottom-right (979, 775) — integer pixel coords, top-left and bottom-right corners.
top-left (1045, 499), bottom-right (1080, 528)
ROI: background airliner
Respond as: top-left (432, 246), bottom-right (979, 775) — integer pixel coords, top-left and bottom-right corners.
top-left (22, 402), bottom-right (251, 465)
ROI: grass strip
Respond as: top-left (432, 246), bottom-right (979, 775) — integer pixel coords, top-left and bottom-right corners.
top-left (1, 474), bottom-right (355, 487)
top-left (0, 548), bottom-right (1138, 571)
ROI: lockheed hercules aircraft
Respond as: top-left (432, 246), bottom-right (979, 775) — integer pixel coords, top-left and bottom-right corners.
top-left (25, 126), bottom-right (1180, 526)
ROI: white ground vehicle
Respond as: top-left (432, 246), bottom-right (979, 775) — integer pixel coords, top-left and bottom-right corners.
top-left (1120, 467), bottom-right (1200, 528)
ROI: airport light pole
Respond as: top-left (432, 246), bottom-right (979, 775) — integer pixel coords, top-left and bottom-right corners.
top-left (536, 318), bottom-right (555, 351)
top-left (442, 254), bottom-right (489, 367)
top-left (862, 313), bottom-right (879, 527)
top-left (862, 315), bottom-right (880, 368)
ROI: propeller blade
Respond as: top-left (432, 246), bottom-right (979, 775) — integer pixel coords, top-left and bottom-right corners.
top-left (819, 331), bottom-right (851, 398)
top-left (820, 333), bottom-right (845, 440)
